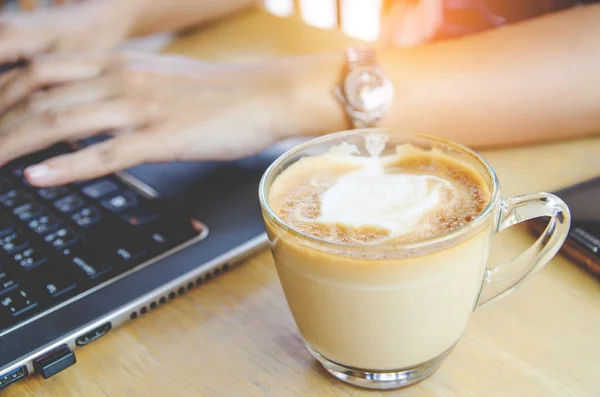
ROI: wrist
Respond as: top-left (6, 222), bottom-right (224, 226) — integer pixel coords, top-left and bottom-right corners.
top-left (78, 0), bottom-right (143, 42)
top-left (269, 53), bottom-right (349, 140)
top-left (90, 0), bottom-right (148, 39)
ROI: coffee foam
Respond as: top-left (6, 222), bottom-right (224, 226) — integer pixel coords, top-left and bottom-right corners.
top-left (318, 162), bottom-right (457, 237)
top-left (269, 140), bottom-right (490, 245)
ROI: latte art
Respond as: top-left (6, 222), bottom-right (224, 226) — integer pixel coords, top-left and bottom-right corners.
top-left (318, 166), bottom-right (457, 237)
top-left (269, 143), bottom-right (490, 245)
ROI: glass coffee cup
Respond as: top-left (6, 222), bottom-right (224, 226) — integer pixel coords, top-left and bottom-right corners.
top-left (258, 129), bottom-right (570, 389)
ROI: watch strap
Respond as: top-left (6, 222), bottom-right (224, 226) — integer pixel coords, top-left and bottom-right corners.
top-left (346, 47), bottom-right (379, 70)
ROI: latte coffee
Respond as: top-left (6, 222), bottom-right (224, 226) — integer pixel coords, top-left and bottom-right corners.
top-left (260, 131), bottom-right (570, 389)
top-left (264, 138), bottom-right (492, 370)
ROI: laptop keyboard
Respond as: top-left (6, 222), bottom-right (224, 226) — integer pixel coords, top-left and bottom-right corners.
top-left (0, 144), bottom-right (202, 333)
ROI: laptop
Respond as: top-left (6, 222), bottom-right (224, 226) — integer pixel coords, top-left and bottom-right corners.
top-left (0, 118), bottom-right (282, 388)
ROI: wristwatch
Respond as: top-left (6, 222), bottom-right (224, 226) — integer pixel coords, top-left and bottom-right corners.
top-left (333, 47), bottom-right (395, 128)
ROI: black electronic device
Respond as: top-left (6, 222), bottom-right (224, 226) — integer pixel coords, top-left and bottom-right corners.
top-left (529, 177), bottom-right (600, 278)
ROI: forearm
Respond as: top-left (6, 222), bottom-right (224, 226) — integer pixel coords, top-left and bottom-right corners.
top-left (283, 4), bottom-right (600, 147)
top-left (127, 0), bottom-right (257, 37)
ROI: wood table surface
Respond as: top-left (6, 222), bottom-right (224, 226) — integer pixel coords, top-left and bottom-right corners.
top-left (7, 8), bottom-right (600, 397)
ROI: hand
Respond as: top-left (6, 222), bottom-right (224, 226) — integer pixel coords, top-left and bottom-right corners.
top-left (0, 0), bottom-right (138, 63)
top-left (0, 52), bottom-right (293, 186)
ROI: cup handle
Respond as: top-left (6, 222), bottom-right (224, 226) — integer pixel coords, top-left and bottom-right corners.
top-left (475, 193), bottom-right (571, 308)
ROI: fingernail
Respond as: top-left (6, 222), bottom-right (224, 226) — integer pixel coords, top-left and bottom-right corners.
top-left (25, 164), bottom-right (57, 184)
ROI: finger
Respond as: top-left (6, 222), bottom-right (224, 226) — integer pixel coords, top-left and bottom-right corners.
top-left (0, 69), bottom-right (19, 90)
top-left (26, 74), bottom-right (121, 112)
top-left (0, 74), bottom-right (121, 130)
top-left (0, 21), bottom-right (51, 64)
top-left (0, 53), bottom-right (118, 112)
top-left (25, 132), bottom-right (160, 186)
top-left (0, 70), bottom-right (20, 125)
top-left (0, 99), bottom-right (141, 164)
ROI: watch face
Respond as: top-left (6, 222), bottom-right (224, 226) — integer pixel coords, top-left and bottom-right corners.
top-left (344, 67), bottom-right (394, 114)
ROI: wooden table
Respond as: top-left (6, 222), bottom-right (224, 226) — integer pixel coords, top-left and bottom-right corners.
top-left (8, 9), bottom-right (600, 397)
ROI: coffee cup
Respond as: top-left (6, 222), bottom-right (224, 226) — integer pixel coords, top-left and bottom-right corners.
top-left (258, 129), bottom-right (570, 389)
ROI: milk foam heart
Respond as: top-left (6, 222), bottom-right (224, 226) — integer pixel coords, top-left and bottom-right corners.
top-left (318, 164), bottom-right (457, 236)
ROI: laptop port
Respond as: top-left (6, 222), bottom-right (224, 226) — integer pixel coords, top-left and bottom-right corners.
top-left (75, 322), bottom-right (112, 346)
top-left (0, 366), bottom-right (28, 390)
top-left (33, 345), bottom-right (76, 379)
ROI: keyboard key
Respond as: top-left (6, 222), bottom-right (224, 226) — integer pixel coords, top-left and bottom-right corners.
top-left (0, 216), bottom-right (14, 237)
top-left (0, 190), bottom-right (29, 208)
top-left (0, 271), bottom-right (18, 295)
top-left (0, 177), bottom-right (14, 193)
top-left (81, 179), bottom-right (119, 199)
top-left (146, 220), bottom-right (192, 247)
top-left (101, 191), bottom-right (138, 212)
top-left (41, 279), bottom-right (76, 301)
top-left (0, 288), bottom-right (37, 317)
top-left (71, 206), bottom-right (101, 228)
top-left (13, 202), bottom-right (44, 222)
top-left (28, 213), bottom-right (61, 235)
top-left (113, 241), bottom-right (147, 263)
top-left (62, 247), bottom-right (112, 280)
top-left (0, 232), bottom-right (29, 254)
top-left (54, 194), bottom-right (85, 214)
top-left (33, 266), bottom-right (77, 301)
top-left (80, 221), bottom-right (148, 264)
top-left (44, 228), bottom-right (81, 250)
top-left (121, 207), bottom-right (159, 227)
top-left (78, 217), bottom-right (148, 264)
top-left (14, 247), bottom-right (47, 270)
top-left (8, 163), bottom-right (26, 180)
top-left (150, 231), bottom-right (174, 245)
top-left (37, 186), bottom-right (69, 201)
